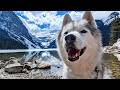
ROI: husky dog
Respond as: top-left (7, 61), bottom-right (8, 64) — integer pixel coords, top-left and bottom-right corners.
top-left (57, 11), bottom-right (104, 79)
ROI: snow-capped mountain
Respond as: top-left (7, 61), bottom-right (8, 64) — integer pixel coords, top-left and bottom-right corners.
top-left (37, 29), bottom-right (59, 48)
top-left (15, 11), bottom-right (61, 49)
top-left (95, 20), bottom-right (111, 46)
top-left (102, 12), bottom-right (120, 25)
top-left (1, 11), bottom-right (118, 49)
top-left (16, 11), bottom-right (120, 48)
top-left (0, 11), bottom-right (40, 49)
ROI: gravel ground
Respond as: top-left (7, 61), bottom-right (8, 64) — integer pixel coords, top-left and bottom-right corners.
top-left (0, 57), bottom-right (63, 79)
top-left (0, 64), bottom-right (63, 79)
top-left (0, 53), bottom-right (119, 79)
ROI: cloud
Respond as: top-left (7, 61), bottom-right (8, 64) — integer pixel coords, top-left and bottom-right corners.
top-left (68, 11), bottom-right (82, 21)
top-left (30, 11), bottom-right (65, 31)
top-left (93, 11), bottom-right (120, 20)
top-left (16, 11), bottom-right (120, 38)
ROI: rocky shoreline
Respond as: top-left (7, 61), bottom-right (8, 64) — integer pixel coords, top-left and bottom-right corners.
top-left (1, 44), bottom-right (120, 79)
top-left (0, 57), bottom-right (63, 79)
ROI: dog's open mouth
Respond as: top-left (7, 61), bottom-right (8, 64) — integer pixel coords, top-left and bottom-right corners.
top-left (66, 47), bottom-right (86, 62)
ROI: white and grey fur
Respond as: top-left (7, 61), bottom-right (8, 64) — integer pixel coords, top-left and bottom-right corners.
top-left (57, 11), bottom-right (104, 79)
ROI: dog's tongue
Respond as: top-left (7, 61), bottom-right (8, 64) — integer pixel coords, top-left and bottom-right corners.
top-left (68, 48), bottom-right (79, 57)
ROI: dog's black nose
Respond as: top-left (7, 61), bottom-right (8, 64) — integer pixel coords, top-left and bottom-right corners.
top-left (65, 34), bottom-right (76, 43)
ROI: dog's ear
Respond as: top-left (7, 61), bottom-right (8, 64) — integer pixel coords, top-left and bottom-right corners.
top-left (82, 11), bottom-right (97, 28)
top-left (62, 14), bottom-right (72, 29)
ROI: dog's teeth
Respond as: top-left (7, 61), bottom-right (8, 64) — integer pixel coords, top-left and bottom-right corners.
top-left (76, 53), bottom-right (78, 57)
top-left (73, 55), bottom-right (76, 58)
top-left (78, 50), bottom-right (80, 55)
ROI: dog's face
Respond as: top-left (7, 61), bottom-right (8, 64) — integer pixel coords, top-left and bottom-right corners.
top-left (57, 11), bottom-right (102, 63)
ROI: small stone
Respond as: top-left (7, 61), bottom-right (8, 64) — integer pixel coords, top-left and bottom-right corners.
top-left (35, 60), bottom-right (41, 64)
top-left (4, 59), bottom-right (18, 67)
top-left (24, 62), bottom-right (36, 70)
top-left (22, 68), bottom-right (29, 74)
top-left (5, 63), bottom-right (24, 74)
top-left (36, 63), bottom-right (51, 69)
top-left (0, 61), bottom-right (5, 69)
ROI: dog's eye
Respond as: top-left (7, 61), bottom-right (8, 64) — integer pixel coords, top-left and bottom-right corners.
top-left (64, 31), bottom-right (68, 35)
top-left (80, 30), bottom-right (87, 33)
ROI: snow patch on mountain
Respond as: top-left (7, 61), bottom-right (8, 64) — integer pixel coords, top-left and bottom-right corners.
top-left (22, 36), bottom-right (40, 49)
top-left (113, 39), bottom-right (120, 49)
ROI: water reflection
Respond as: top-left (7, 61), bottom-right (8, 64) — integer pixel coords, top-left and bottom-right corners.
top-left (0, 50), bottom-right (61, 63)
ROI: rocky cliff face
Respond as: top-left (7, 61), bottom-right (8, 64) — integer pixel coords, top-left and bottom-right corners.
top-left (0, 11), bottom-right (40, 49)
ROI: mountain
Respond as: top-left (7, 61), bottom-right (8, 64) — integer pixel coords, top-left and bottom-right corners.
top-left (0, 11), bottom-right (40, 49)
top-left (15, 11), bottom-right (115, 48)
top-left (96, 20), bottom-right (111, 46)
top-left (1, 11), bottom-right (119, 49)
top-left (35, 29), bottom-right (59, 49)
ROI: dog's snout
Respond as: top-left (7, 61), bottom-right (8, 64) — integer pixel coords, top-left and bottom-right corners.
top-left (65, 34), bottom-right (76, 43)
